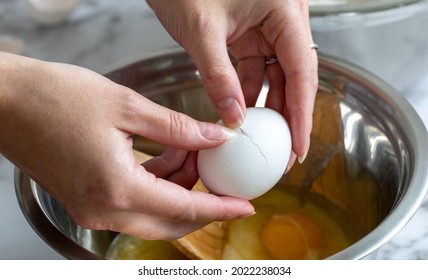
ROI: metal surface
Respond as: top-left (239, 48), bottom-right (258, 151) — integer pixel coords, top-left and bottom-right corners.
top-left (15, 49), bottom-right (428, 260)
top-left (310, 0), bottom-right (428, 91)
top-left (309, 0), bottom-right (422, 16)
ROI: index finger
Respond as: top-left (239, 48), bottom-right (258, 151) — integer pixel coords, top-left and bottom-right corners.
top-left (186, 25), bottom-right (246, 129)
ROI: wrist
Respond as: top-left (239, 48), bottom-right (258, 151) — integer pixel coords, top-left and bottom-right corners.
top-left (0, 51), bottom-right (40, 103)
top-left (0, 52), bottom-right (44, 154)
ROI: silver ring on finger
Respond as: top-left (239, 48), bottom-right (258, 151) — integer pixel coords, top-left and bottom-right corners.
top-left (265, 56), bottom-right (278, 65)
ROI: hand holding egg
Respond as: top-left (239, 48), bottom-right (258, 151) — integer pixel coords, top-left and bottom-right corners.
top-left (197, 107), bottom-right (292, 200)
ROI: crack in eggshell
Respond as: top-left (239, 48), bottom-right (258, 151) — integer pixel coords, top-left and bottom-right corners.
top-left (238, 128), bottom-right (271, 170)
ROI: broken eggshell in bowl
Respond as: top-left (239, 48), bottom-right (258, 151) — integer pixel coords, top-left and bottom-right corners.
top-left (197, 107), bottom-right (292, 200)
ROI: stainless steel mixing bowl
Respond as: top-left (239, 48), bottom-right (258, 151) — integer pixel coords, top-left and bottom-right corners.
top-left (15, 49), bottom-right (428, 259)
top-left (310, 0), bottom-right (428, 91)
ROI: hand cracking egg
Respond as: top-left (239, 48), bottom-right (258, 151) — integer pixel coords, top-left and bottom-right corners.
top-left (197, 107), bottom-right (292, 200)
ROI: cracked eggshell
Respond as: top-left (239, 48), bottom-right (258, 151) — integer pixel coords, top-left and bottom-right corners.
top-left (197, 107), bottom-right (292, 200)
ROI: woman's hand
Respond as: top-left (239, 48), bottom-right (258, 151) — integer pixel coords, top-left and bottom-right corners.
top-left (147, 0), bottom-right (318, 167)
top-left (0, 52), bottom-right (254, 240)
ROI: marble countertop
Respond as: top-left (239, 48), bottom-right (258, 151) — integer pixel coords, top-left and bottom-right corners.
top-left (0, 0), bottom-right (427, 260)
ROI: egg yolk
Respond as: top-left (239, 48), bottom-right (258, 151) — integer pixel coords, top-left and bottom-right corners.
top-left (260, 213), bottom-right (326, 259)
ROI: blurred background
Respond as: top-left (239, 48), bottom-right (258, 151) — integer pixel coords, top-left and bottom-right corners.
top-left (0, 0), bottom-right (427, 259)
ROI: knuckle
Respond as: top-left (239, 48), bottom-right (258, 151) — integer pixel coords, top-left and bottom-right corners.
top-left (166, 192), bottom-right (198, 223)
top-left (189, 8), bottom-right (214, 34)
top-left (116, 87), bottom-right (143, 121)
top-left (173, 209), bottom-right (195, 223)
top-left (172, 198), bottom-right (197, 223)
top-left (203, 66), bottom-right (234, 87)
top-left (168, 111), bottom-right (194, 141)
top-left (287, 103), bottom-right (306, 116)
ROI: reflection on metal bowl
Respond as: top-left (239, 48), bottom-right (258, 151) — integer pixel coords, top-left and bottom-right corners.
top-left (15, 49), bottom-right (428, 259)
top-left (310, 0), bottom-right (428, 91)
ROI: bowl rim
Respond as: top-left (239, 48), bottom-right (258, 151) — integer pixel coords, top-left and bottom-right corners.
top-left (309, 0), bottom-right (423, 16)
top-left (14, 48), bottom-right (428, 260)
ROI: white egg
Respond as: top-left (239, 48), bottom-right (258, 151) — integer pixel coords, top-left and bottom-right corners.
top-left (197, 107), bottom-right (292, 200)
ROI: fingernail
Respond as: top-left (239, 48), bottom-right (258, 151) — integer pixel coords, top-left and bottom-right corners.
top-left (238, 211), bottom-right (256, 219)
top-left (284, 153), bottom-right (297, 174)
top-left (298, 150), bottom-right (308, 164)
top-left (199, 123), bottom-right (237, 141)
top-left (285, 162), bottom-right (292, 174)
top-left (216, 97), bottom-right (245, 128)
top-left (220, 127), bottom-right (238, 140)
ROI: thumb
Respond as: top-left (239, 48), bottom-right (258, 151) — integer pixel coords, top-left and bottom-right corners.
top-left (187, 28), bottom-right (246, 128)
